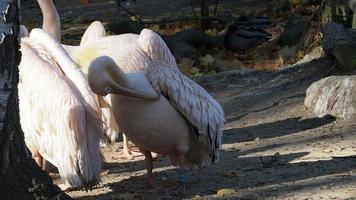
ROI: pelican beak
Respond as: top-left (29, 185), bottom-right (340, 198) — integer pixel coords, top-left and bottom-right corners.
top-left (108, 83), bottom-right (160, 100)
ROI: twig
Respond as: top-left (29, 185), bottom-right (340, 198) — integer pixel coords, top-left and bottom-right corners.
top-left (114, 0), bottom-right (144, 24)
top-left (213, 0), bottom-right (219, 16)
top-left (190, 0), bottom-right (197, 17)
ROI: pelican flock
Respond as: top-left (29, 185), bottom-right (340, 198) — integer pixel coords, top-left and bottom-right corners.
top-left (18, 0), bottom-right (224, 192)
top-left (38, 0), bottom-right (178, 158)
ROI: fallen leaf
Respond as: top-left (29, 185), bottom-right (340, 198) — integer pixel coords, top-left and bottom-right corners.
top-left (193, 195), bottom-right (202, 200)
top-left (191, 67), bottom-right (204, 77)
top-left (206, 29), bottom-right (219, 37)
top-left (217, 188), bottom-right (237, 196)
top-left (150, 24), bottom-right (161, 33)
top-left (199, 54), bottom-right (215, 67)
top-left (177, 57), bottom-right (195, 75)
top-left (100, 170), bottom-right (109, 176)
top-left (290, 0), bottom-right (301, 6)
top-left (130, 16), bottom-right (139, 22)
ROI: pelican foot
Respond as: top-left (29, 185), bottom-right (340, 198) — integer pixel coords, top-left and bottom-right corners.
top-left (123, 150), bottom-right (142, 160)
top-left (146, 177), bottom-right (155, 189)
top-left (178, 173), bottom-right (186, 197)
top-left (58, 182), bottom-right (73, 191)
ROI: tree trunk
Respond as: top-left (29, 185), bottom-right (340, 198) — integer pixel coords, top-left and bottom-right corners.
top-left (200, 0), bottom-right (209, 30)
top-left (0, 1), bottom-right (71, 199)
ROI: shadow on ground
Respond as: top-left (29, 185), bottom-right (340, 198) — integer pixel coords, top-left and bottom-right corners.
top-left (76, 150), bottom-right (356, 200)
top-left (224, 115), bottom-right (336, 144)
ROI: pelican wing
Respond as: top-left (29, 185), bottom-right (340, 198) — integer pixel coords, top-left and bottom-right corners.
top-left (29, 29), bottom-right (102, 116)
top-left (19, 39), bottom-right (101, 187)
top-left (138, 29), bottom-right (178, 69)
top-left (147, 61), bottom-right (224, 160)
top-left (80, 21), bottom-right (106, 46)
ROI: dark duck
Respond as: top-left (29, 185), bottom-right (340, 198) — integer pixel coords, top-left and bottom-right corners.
top-left (224, 16), bottom-right (272, 53)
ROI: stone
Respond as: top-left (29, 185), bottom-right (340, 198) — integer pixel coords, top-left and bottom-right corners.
top-left (279, 16), bottom-right (310, 47)
top-left (305, 75), bottom-right (356, 119)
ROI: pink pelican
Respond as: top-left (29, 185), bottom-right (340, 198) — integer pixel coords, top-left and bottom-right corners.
top-left (18, 28), bottom-right (103, 190)
top-left (88, 56), bottom-right (224, 192)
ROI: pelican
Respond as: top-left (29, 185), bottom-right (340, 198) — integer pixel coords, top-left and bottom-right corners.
top-left (37, 0), bottom-right (177, 158)
top-left (88, 56), bottom-right (224, 191)
top-left (18, 28), bottom-right (103, 190)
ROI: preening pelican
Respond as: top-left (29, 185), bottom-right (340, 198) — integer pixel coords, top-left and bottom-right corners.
top-left (36, 0), bottom-right (178, 159)
top-left (88, 56), bottom-right (224, 190)
top-left (18, 28), bottom-right (103, 190)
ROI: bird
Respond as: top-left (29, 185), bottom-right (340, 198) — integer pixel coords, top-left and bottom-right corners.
top-left (36, 0), bottom-right (177, 159)
top-left (87, 56), bottom-right (224, 192)
top-left (224, 16), bottom-right (272, 53)
top-left (18, 28), bottom-right (103, 190)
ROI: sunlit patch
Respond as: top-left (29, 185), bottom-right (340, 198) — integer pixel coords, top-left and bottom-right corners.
top-left (73, 47), bottom-right (98, 73)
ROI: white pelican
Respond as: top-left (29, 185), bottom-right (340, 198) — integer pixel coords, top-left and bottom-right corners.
top-left (88, 56), bottom-right (224, 191)
top-left (37, 0), bottom-right (177, 159)
top-left (18, 28), bottom-right (103, 190)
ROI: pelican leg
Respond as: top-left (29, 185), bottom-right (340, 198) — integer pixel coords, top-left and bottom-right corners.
top-left (32, 151), bottom-right (43, 169)
top-left (123, 133), bottom-right (142, 159)
top-left (139, 148), bottom-right (154, 188)
top-left (123, 134), bottom-right (134, 159)
top-left (177, 152), bottom-right (187, 196)
top-left (178, 168), bottom-right (187, 196)
top-left (42, 159), bottom-right (48, 171)
top-left (58, 180), bottom-right (72, 191)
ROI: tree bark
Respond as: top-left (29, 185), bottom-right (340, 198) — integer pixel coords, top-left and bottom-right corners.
top-left (0, 1), bottom-right (71, 199)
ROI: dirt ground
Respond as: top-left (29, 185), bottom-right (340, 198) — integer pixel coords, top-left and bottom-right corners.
top-left (21, 0), bottom-right (356, 199)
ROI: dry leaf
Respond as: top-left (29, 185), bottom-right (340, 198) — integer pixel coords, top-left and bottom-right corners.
top-left (217, 188), bottom-right (237, 196)
top-left (178, 57), bottom-right (195, 75)
top-left (199, 54), bottom-right (215, 67)
top-left (193, 195), bottom-right (202, 200)
top-left (100, 170), bottom-right (109, 176)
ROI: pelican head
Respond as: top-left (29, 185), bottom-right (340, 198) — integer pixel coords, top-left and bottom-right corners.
top-left (88, 56), bottom-right (159, 100)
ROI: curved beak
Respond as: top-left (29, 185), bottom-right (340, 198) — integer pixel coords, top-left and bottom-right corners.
top-left (108, 83), bottom-right (160, 100)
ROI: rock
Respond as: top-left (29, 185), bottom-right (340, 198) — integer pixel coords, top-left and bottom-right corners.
top-left (279, 16), bottom-right (310, 47)
top-left (107, 19), bottom-right (144, 34)
top-left (322, 22), bottom-right (356, 72)
top-left (296, 46), bottom-right (325, 65)
top-left (305, 76), bottom-right (356, 119)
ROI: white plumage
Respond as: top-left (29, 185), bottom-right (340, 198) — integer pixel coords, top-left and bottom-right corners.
top-left (18, 29), bottom-right (103, 189)
top-left (87, 56), bottom-right (224, 187)
top-left (35, 0), bottom-right (182, 159)
top-left (64, 27), bottom-right (177, 74)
